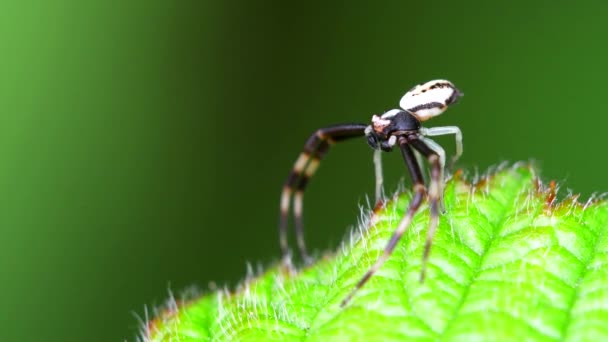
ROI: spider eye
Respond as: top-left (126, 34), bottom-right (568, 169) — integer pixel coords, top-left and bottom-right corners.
top-left (366, 133), bottom-right (380, 150)
top-left (399, 79), bottom-right (462, 121)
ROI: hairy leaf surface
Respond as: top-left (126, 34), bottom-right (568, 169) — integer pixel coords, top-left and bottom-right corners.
top-left (144, 166), bottom-right (608, 342)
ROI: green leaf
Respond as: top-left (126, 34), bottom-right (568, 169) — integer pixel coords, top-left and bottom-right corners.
top-left (144, 166), bottom-right (608, 341)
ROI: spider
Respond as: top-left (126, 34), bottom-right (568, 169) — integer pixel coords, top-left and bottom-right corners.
top-left (279, 79), bottom-right (463, 307)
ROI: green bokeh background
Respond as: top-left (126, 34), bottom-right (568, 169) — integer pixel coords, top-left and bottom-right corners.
top-left (2, 1), bottom-right (607, 341)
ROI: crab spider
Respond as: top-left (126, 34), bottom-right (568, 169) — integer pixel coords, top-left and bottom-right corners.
top-left (279, 80), bottom-right (463, 306)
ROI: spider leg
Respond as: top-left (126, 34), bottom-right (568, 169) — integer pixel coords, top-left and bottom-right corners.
top-left (414, 149), bottom-right (426, 183)
top-left (341, 135), bottom-right (426, 307)
top-left (280, 124), bottom-right (367, 264)
top-left (373, 149), bottom-right (384, 202)
top-left (420, 137), bottom-right (446, 214)
top-left (409, 138), bottom-right (442, 283)
top-left (420, 126), bottom-right (463, 168)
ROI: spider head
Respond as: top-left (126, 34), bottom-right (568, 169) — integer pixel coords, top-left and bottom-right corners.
top-left (365, 119), bottom-right (394, 151)
top-left (399, 79), bottom-right (462, 121)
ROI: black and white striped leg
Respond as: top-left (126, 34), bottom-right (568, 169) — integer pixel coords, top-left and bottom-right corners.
top-left (409, 138), bottom-right (442, 283)
top-left (341, 135), bottom-right (426, 307)
top-left (280, 124), bottom-right (367, 264)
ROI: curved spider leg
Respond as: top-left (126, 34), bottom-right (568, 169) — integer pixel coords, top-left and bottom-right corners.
top-left (420, 126), bottom-right (463, 169)
top-left (280, 124), bottom-right (368, 264)
top-left (409, 138), bottom-right (442, 283)
top-left (341, 136), bottom-right (426, 307)
top-left (420, 136), bottom-right (447, 214)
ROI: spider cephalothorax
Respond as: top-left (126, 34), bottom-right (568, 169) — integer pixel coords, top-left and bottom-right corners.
top-left (366, 110), bottom-right (420, 151)
top-left (279, 79), bottom-right (463, 307)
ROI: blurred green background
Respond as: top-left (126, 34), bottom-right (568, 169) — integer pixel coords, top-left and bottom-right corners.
top-left (2, 1), bottom-right (608, 341)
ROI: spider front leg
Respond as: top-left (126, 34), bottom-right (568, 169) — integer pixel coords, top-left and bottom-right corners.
top-left (341, 135), bottom-right (426, 307)
top-left (410, 138), bottom-right (442, 283)
top-left (279, 124), bottom-right (367, 264)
